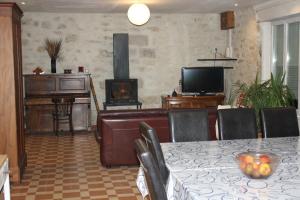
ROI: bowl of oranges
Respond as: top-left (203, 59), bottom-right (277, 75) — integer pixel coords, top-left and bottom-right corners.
top-left (236, 151), bottom-right (279, 179)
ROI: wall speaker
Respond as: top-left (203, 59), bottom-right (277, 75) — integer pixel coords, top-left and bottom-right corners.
top-left (220, 11), bottom-right (235, 30)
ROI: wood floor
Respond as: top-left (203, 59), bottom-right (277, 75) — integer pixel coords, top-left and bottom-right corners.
top-left (11, 132), bottom-right (142, 200)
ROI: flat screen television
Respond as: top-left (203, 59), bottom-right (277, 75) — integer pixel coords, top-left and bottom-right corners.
top-left (181, 67), bottom-right (224, 95)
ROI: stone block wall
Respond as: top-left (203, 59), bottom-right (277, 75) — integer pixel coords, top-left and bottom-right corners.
top-left (231, 7), bottom-right (261, 86)
top-left (21, 13), bottom-right (227, 123)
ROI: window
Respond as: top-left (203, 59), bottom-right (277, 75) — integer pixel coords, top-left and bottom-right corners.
top-left (272, 19), bottom-right (300, 102)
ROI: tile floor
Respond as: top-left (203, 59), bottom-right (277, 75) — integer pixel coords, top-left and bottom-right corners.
top-left (11, 132), bottom-right (142, 200)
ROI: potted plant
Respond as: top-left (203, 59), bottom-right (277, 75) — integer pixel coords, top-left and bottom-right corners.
top-left (233, 73), bottom-right (295, 126)
top-left (44, 38), bottom-right (63, 73)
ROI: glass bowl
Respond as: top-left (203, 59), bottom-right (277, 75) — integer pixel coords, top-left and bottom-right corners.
top-left (236, 151), bottom-right (280, 179)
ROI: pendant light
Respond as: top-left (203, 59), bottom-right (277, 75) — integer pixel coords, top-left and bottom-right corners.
top-left (127, 3), bottom-right (150, 26)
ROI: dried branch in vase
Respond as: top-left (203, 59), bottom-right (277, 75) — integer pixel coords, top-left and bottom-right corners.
top-left (44, 38), bottom-right (63, 60)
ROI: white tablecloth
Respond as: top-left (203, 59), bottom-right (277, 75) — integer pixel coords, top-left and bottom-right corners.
top-left (137, 137), bottom-right (300, 199)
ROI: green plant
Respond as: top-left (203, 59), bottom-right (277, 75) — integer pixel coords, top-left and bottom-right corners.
top-left (233, 73), bottom-right (294, 126)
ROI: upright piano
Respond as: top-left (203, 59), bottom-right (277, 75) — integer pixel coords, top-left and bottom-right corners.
top-left (24, 73), bottom-right (91, 133)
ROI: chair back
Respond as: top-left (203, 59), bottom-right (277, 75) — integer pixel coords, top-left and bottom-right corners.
top-left (260, 107), bottom-right (299, 138)
top-left (217, 108), bottom-right (257, 140)
top-left (140, 122), bottom-right (169, 185)
top-left (168, 109), bottom-right (210, 142)
top-left (134, 139), bottom-right (168, 200)
top-left (52, 97), bottom-right (75, 116)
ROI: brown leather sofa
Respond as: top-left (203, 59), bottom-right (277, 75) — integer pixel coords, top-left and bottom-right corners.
top-left (97, 108), bottom-right (217, 167)
top-left (97, 109), bottom-right (170, 167)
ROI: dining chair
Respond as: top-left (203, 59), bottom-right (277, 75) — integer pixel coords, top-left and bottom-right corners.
top-left (168, 109), bottom-right (210, 142)
top-left (217, 108), bottom-right (258, 140)
top-left (260, 107), bottom-right (299, 138)
top-left (52, 97), bottom-right (75, 136)
top-left (134, 139), bottom-right (168, 200)
top-left (139, 122), bottom-right (169, 185)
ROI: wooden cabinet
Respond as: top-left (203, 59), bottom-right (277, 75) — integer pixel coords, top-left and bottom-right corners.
top-left (24, 74), bottom-right (91, 133)
top-left (0, 3), bottom-right (26, 183)
top-left (161, 95), bottom-right (225, 109)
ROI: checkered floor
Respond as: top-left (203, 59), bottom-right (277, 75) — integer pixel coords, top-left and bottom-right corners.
top-left (11, 132), bottom-right (142, 200)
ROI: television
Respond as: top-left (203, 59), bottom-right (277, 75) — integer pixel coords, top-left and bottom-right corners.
top-left (181, 67), bottom-right (224, 95)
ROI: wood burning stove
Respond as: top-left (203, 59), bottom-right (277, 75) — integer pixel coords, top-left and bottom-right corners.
top-left (105, 79), bottom-right (138, 104)
top-left (103, 78), bottom-right (142, 109)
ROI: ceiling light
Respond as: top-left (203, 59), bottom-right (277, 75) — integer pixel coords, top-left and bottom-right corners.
top-left (127, 3), bottom-right (150, 26)
top-left (20, 2), bottom-right (26, 5)
top-left (234, 3), bottom-right (238, 7)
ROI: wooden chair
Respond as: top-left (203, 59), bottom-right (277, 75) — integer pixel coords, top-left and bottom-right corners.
top-left (217, 108), bottom-right (258, 140)
top-left (260, 107), bottom-right (299, 138)
top-left (139, 122), bottom-right (169, 185)
top-left (134, 139), bottom-right (168, 200)
top-left (168, 109), bottom-right (210, 142)
top-left (52, 97), bottom-right (75, 136)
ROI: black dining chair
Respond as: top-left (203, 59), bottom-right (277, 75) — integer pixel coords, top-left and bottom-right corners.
top-left (140, 122), bottom-right (169, 185)
top-left (52, 97), bottom-right (75, 136)
top-left (217, 108), bottom-right (258, 140)
top-left (260, 107), bottom-right (299, 138)
top-left (134, 139), bottom-right (168, 200)
top-left (168, 109), bottom-right (210, 142)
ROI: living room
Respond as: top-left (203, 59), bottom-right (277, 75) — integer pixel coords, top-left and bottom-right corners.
top-left (1, 0), bottom-right (300, 199)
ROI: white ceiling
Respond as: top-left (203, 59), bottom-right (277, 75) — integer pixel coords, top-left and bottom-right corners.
top-left (4, 0), bottom-right (270, 13)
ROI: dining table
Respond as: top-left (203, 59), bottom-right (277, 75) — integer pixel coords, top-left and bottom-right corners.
top-left (136, 136), bottom-right (300, 200)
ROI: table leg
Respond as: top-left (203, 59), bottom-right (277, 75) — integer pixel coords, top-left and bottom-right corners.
top-left (3, 172), bottom-right (11, 200)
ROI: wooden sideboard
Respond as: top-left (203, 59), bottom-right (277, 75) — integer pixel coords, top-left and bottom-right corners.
top-left (161, 95), bottom-right (225, 109)
top-left (24, 73), bottom-right (91, 133)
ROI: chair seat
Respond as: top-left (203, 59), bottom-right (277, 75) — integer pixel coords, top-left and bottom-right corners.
top-left (53, 113), bottom-right (72, 118)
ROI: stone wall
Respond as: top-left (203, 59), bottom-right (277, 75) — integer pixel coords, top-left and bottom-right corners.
top-left (21, 13), bottom-right (227, 123)
top-left (231, 7), bottom-right (261, 86)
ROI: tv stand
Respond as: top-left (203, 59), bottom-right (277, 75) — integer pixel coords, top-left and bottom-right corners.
top-left (198, 93), bottom-right (216, 96)
top-left (181, 92), bottom-right (216, 97)
top-left (161, 94), bottom-right (225, 109)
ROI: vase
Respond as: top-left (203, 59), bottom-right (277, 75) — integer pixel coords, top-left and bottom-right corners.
top-left (51, 58), bottom-right (56, 73)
